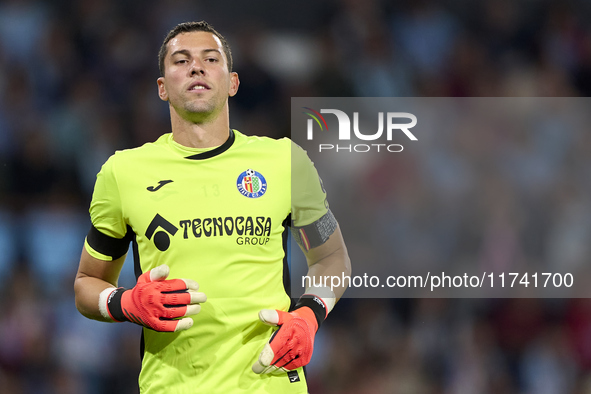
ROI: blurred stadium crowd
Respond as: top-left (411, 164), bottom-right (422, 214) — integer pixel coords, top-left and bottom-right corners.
top-left (2, 0), bottom-right (591, 392)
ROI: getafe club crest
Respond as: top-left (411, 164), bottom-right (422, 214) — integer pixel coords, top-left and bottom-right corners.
top-left (237, 169), bottom-right (267, 198)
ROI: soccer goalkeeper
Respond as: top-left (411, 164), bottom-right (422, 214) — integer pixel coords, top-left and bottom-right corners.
top-left (74, 21), bottom-right (351, 394)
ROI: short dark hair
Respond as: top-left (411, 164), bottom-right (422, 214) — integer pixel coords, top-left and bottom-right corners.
top-left (158, 21), bottom-right (233, 76)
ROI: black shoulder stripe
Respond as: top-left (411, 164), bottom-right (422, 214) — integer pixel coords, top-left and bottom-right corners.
top-left (87, 224), bottom-right (133, 260)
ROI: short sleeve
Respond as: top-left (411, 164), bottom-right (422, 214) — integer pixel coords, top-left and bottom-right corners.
top-left (290, 141), bottom-right (328, 227)
top-left (85, 154), bottom-right (130, 260)
top-left (290, 142), bottom-right (338, 251)
top-left (89, 155), bottom-right (127, 238)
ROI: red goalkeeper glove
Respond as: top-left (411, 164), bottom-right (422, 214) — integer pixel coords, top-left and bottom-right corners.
top-left (98, 264), bottom-right (206, 332)
top-left (252, 294), bottom-right (330, 374)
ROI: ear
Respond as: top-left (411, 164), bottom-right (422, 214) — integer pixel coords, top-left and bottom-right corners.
top-left (157, 77), bottom-right (168, 101)
top-left (228, 72), bottom-right (240, 97)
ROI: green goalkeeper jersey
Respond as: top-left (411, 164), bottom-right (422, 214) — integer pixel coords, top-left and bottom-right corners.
top-left (85, 130), bottom-right (328, 393)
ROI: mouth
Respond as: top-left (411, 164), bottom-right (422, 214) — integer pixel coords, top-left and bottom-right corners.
top-left (188, 81), bottom-right (211, 91)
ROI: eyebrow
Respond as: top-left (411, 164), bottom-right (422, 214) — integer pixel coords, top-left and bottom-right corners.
top-left (203, 49), bottom-right (222, 56)
top-left (170, 48), bottom-right (222, 58)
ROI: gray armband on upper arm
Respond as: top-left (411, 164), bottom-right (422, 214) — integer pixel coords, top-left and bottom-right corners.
top-left (291, 209), bottom-right (337, 251)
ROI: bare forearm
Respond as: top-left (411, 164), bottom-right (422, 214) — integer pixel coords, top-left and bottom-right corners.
top-left (305, 246), bottom-right (350, 300)
top-left (74, 247), bottom-right (126, 322)
top-left (74, 274), bottom-right (117, 322)
top-left (304, 225), bottom-right (351, 300)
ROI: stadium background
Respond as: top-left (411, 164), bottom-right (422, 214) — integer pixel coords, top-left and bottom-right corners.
top-left (1, 0), bottom-right (591, 392)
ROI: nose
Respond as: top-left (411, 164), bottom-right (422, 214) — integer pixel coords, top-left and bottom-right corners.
top-left (190, 60), bottom-right (205, 76)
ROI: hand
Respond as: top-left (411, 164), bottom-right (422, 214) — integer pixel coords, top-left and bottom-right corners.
top-left (103, 264), bottom-right (206, 332)
top-left (252, 307), bottom-right (318, 374)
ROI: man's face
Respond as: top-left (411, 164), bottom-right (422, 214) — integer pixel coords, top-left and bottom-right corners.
top-left (157, 31), bottom-right (239, 121)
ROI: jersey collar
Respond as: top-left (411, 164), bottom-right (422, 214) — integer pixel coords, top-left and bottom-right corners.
top-left (183, 129), bottom-right (235, 160)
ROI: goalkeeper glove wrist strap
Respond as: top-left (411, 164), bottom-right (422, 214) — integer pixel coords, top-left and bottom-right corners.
top-left (103, 287), bottom-right (128, 322)
top-left (294, 295), bottom-right (328, 328)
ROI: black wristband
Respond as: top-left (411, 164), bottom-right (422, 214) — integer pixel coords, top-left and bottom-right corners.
top-left (106, 287), bottom-right (128, 322)
top-left (294, 295), bottom-right (327, 329)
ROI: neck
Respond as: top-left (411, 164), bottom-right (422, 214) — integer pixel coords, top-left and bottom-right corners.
top-left (170, 104), bottom-right (230, 148)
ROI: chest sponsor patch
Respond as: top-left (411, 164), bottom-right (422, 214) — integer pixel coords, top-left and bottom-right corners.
top-left (237, 169), bottom-right (267, 198)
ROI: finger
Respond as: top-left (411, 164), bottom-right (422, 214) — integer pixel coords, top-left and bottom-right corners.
top-left (273, 347), bottom-right (297, 369)
top-left (149, 264), bottom-right (170, 281)
top-left (275, 310), bottom-right (291, 326)
top-left (251, 360), bottom-right (266, 374)
top-left (161, 306), bottom-right (189, 319)
top-left (173, 317), bottom-right (194, 332)
top-left (188, 291), bottom-right (207, 304)
top-left (268, 331), bottom-right (295, 364)
top-left (184, 304), bottom-right (201, 316)
top-left (155, 318), bottom-right (186, 332)
top-left (180, 278), bottom-right (200, 291)
top-left (161, 290), bottom-right (206, 306)
top-left (258, 309), bottom-right (279, 326)
top-left (252, 342), bottom-right (275, 374)
top-left (162, 291), bottom-right (192, 307)
top-left (160, 278), bottom-right (191, 292)
top-left (136, 270), bottom-right (152, 284)
top-left (252, 361), bottom-right (278, 375)
top-left (160, 304), bottom-right (202, 321)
